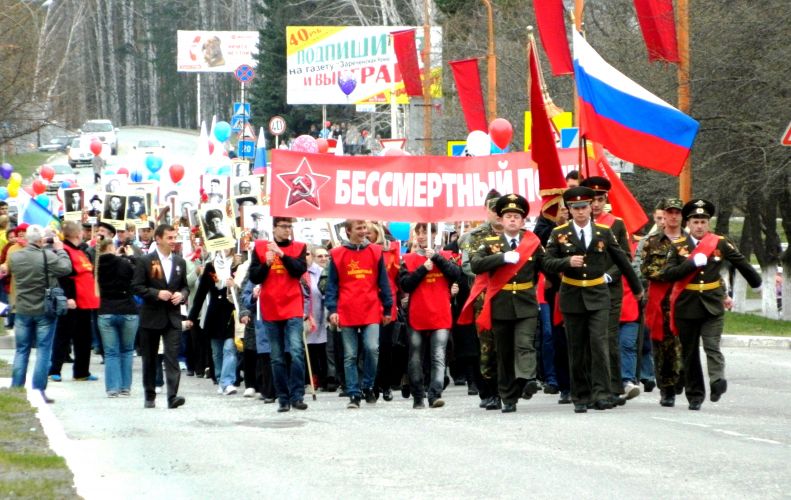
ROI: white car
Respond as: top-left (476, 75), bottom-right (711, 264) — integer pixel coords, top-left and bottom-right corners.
top-left (38, 163), bottom-right (77, 193)
top-left (67, 137), bottom-right (109, 167)
top-left (133, 139), bottom-right (165, 155)
top-left (80, 119), bottom-right (118, 155)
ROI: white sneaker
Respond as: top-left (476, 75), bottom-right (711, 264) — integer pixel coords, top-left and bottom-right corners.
top-left (154, 386), bottom-right (163, 394)
top-left (217, 387), bottom-right (223, 394)
top-left (223, 385), bottom-right (238, 396)
top-left (624, 381), bottom-right (641, 400)
top-left (179, 361), bottom-right (187, 371)
top-left (243, 388), bottom-right (255, 398)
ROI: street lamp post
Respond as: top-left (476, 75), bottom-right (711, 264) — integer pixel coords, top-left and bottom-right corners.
top-left (481, 0), bottom-right (497, 122)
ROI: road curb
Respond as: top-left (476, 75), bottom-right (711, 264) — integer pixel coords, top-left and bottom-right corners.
top-left (721, 335), bottom-right (791, 349)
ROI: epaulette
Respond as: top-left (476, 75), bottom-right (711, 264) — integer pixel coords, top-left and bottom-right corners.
top-left (672, 236), bottom-right (687, 243)
top-left (594, 223), bottom-right (610, 229)
top-left (556, 222), bottom-right (570, 229)
top-left (483, 236), bottom-right (501, 241)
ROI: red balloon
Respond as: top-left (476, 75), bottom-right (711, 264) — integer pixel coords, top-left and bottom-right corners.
top-left (208, 142), bottom-right (215, 155)
top-left (32, 179), bottom-right (47, 195)
top-left (383, 148), bottom-right (406, 157)
top-left (89, 140), bottom-right (103, 156)
top-left (488, 118), bottom-right (514, 150)
top-left (117, 167), bottom-right (129, 176)
top-left (169, 164), bottom-right (185, 184)
top-left (40, 164), bottom-right (55, 181)
top-left (317, 139), bottom-right (329, 154)
top-left (325, 121), bottom-right (332, 128)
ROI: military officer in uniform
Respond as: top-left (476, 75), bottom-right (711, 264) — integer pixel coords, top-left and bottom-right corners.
top-left (470, 194), bottom-right (544, 413)
top-left (660, 199), bottom-right (761, 410)
top-left (543, 187), bottom-right (643, 413)
top-left (580, 176), bottom-right (635, 404)
top-left (458, 189), bottom-right (503, 410)
top-left (640, 197), bottom-right (685, 407)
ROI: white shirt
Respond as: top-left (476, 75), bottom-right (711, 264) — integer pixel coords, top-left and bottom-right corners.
top-left (572, 221), bottom-right (593, 248)
top-left (504, 232), bottom-right (520, 249)
top-left (156, 248), bottom-right (173, 284)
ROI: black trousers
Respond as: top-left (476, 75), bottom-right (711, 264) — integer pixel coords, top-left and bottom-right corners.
top-left (606, 287), bottom-right (624, 395)
top-left (564, 309), bottom-right (611, 404)
top-left (306, 343), bottom-right (328, 387)
top-left (676, 314), bottom-right (725, 404)
top-left (50, 309), bottom-right (93, 379)
top-left (190, 324), bottom-right (211, 377)
top-left (492, 317), bottom-right (537, 404)
top-left (140, 325), bottom-right (181, 401)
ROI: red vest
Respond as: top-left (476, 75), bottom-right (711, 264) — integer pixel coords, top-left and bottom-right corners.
top-left (619, 277), bottom-right (639, 322)
top-left (403, 251), bottom-right (455, 331)
top-left (383, 240), bottom-right (400, 318)
top-left (255, 240), bottom-right (305, 321)
top-left (330, 244), bottom-right (383, 327)
top-left (63, 244), bottom-right (99, 309)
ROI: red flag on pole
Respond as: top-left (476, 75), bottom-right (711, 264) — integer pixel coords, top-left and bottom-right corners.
top-left (589, 143), bottom-right (649, 235)
top-left (533, 0), bottom-right (573, 76)
top-left (449, 58), bottom-right (488, 133)
top-left (529, 43), bottom-right (566, 222)
top-left (633, 0), bottom-right (679, 63)
top-left (391, 29), bottom-right (424, 97)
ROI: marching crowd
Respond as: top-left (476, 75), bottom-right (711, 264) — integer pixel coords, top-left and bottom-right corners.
top-left (4, 171), bottom-right (762, 414)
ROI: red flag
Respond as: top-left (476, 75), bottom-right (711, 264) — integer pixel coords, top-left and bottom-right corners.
top-left (633, 0), bottom-right (679, 63)
top-left (589, 143), bottom-right (649, 235)
top-left (449, 58), bottom-right (488, 133)
top-left (391, 29), bottom-right (424, 97)
top-left (529, 44), bottom-right (566, 222)
top-left (533, 0), bottom-right (573, 76)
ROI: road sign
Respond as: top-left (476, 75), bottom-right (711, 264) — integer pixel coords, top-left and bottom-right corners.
top-left (560, 127), bottom-right (579, 149)
top-left (233, 102), bottom-right (250, 118)
top-left (231, 116), bottom-right (245, 133)
top-left (239, 140), bottom-right (255, 158)
top-left (240, 122), bottom-right (256, 139)
top-left (268, 115), bottom-right (286, 136)
top-left (782, 121), bottom-right (791, 146)
top-left (234, 64), bottom-right (255, 84)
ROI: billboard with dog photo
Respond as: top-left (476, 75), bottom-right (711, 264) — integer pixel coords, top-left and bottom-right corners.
top-left (177, 31), bottom-right (259, 73)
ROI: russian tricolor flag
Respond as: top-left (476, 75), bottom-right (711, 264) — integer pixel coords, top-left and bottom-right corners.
top-left (573, 31), bottom-right (699, 176)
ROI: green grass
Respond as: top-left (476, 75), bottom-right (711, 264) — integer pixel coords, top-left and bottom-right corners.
top-left (724, 311), bottom-right (791, 336)
top-left (3, 151), bottom-right (52, 179)
top-left (0, 358), bottom-right (10, 377)
top-left (0, 388), bottom-right (78, 499)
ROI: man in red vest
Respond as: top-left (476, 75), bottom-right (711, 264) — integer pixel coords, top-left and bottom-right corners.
top-left (581, 176), bottom-right (635, 405)
top-left (49, 221), bottom-right (100, 382)
top-left (660, 199), bottom-right (761, 410)
top-left (399, 223), bottom-right (460, 409)
top-left (248, 216), bottom-right (308, 413)
top-left (325, 219), bottom-right (393, 409)
top-left (469, 194), bottom-right (544, 413)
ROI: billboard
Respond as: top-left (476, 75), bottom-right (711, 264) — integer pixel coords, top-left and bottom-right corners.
top-left (286, 26), bottom-right (443, 105)
top-left (177, 31), bottom-right (259, 73)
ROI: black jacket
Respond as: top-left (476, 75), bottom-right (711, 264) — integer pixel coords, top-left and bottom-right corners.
top-left (131, 251), bottom-right (189, 330)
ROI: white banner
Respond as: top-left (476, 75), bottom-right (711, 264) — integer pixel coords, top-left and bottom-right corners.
top-left (177, 31), bottom-right (259, 73)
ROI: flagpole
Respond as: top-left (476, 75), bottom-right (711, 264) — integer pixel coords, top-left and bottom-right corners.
top-left (677, 0), bottom-right (692, 202)
top-left (422, 0), bottom-right (433, 155)
top-left (481, 0), bottom-right (497, 121)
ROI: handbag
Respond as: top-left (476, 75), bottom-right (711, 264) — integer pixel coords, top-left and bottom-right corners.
top-left (43, 249), bottom-right (68, 317)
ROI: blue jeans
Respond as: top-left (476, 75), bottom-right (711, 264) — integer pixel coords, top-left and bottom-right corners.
top-left (98, 314), bottom-right (139, 393)
top-left (539, 304), bottom-right (558, 386)
top-left (341, 324), bottom-right (379, 398)
top-left (264, 317), bottom-right (305, 404)
top-left (211, 338), bottom-right (238, 390)
top-left (640, 325), bottom-right (655, 382)
top-left (12, 313), bottom-right (57, 391)
top-left (619, 322), bottom-right (639, 383)
top-left (408, 328), bottom-right (449, 400)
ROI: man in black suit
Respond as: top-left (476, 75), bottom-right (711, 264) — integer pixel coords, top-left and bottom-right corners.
top-left (543, 187), bottom-right (643, 413)
top-left (131, 224), bottom-right (191, 409)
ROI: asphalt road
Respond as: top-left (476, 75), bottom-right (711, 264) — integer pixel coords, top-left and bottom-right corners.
top-left (1, 345), bottom-right (789, 499)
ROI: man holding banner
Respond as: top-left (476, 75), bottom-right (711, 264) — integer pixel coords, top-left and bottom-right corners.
top-left (325, 220), bottom-right (393, 410)
top-left (468, 194), bottom-right (544, 413)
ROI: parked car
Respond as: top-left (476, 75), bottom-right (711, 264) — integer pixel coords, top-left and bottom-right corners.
top-left (38, 163), bottom-right (77, 193)
top-left (79, 119), bottom-right (118, 155)
top-left (38, 135), bottom-right (78, 153)
top-left (133, 139), bottom-right (165, 155)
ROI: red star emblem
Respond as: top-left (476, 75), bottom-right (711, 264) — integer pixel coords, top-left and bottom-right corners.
top-left (276, 158), bottom-right (330, 209)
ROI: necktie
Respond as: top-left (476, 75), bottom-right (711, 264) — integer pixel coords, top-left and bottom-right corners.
top-left (579, 230), bottom-right (586, 249)
top-left (510, 238), bottom-right (517, 250)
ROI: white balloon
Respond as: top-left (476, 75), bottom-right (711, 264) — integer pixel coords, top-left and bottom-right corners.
top-left (466, 130), bottom-right (491, 157)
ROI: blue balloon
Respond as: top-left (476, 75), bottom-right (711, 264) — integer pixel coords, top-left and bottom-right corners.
top-left (145, 155), bottom-right (163, 173)
top-left (130, 169), bottom-right (144, 183)
top-left (205, 166), bottom-right (219, 175)
top-left (104, 169), bottom-right (115, 175)
top-left (214, 121), bottom-right (232, 143)
top-left (490, 143), bottom-right (509, 154)
top-left (61, 180), bottom-right (72, 189)
top-left (147, 172), bottom-right (160, 181)
top-left (35, 193), bottom-right (50, 207)
top-left (388, 222), bottom-right (411, 241)
top-left (217, 165), bottom-right (232, 176)
top-left (0, 187), bottom-right (8, 200)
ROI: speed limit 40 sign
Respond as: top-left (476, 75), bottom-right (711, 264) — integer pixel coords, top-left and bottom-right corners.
top-left (268, 116), bottom-right (286, 136)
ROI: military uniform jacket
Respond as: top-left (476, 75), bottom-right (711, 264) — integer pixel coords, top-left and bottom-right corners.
top-left (595, 213), bottom-right (630, 294)
top-left (470, 231), bottom-right (544, 320)
top-left (660, 234), bottom-right (761, 319)
top-left (543, 222), bottom-right (641, 313)
top-left (459, 222), bottom-right (496, 281)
